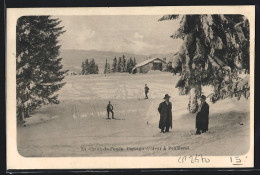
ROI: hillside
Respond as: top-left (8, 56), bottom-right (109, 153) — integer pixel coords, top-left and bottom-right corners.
top-left (59, 49), bottom-right (175, 73)
top-left (18, 73), bottom-right (250, 157)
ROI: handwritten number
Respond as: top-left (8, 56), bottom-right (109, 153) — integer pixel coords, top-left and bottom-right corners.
top-left (230, 156), bottom-right (242, 165)
top-left (178, 155), bottom-right (210, 163)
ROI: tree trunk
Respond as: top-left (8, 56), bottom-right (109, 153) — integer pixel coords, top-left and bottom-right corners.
top-left (187, 86), bottom-right (201, 113)
top-left (17, 106), bottom-right (25, 126)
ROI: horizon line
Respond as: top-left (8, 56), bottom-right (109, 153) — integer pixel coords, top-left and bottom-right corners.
top-left (60, 48), bottom-right (177, 56)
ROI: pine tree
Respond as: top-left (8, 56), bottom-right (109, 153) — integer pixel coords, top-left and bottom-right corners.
top-left (126, 59), bottom-right (130, 73)
top-left (159, 15), bottom-right (250, 113)
top-left (89, 58), bottom-right (96, 74)
top-left (16, 16), bottom-right (66, 121)
top-left (94, 64), bottom-right (99, 74)
top-left (171, 54), bottom-right (182, 75)
top-left (130, 58), bottom-right (135, 72)
top-left (118, 57), bottom-right (122, 72)
top-left (126, 57), bottom-right (135, 73)
top-left (112, 57), bottom-right (117, 72)
top-left (133, 58), bottom-right (137, 66)
top-left (104, 59), bottom-right (111, 74)
top-left (81, 61), bottom-right (86, 75)
top-left (83, 59), bottom-right (89, 75)
top-left (122, 55), bottom-right (127, 72)
top-left (82, 58), bottom-right (98, 74)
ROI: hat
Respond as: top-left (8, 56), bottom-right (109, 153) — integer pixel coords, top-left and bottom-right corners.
top-left (200, 95), bottom-right (206, 100)
top-left (163, 94), bottom-right (171, 99)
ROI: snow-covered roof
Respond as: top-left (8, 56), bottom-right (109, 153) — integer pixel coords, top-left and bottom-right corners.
top-left (133, 57), bottom-right (167, 69)
top-left (66, 70), bottom-right (77, 73)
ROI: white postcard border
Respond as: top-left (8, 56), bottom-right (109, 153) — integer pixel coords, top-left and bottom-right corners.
top-left (6, 6), bottom-right (255, 169)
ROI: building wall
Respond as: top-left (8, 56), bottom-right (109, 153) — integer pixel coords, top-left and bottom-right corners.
top-left (136, 60), bottom-right (167, 73)
top-left (162, 62), bottom-right (167, 70)
top-left (139, 62), bottom-right (153, 73)
top-left (136, 67), bottom-right (140, 73)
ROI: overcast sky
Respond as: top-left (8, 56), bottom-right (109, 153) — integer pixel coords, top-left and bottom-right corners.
top-left (56, 15), bottom-right (183, 55)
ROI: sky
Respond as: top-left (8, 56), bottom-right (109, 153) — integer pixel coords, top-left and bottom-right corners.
top-left (56, 15), bottom-right (183, 55)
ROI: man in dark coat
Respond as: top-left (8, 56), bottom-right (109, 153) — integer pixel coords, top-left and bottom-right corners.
top-left (158, 94), bottom-right (172, 133)
top-left (144, 84), bottom-right (149, 99)
top-left (195, 95), bottom-right (209, 135)
top-left (107, 101), bottom-right (114, 119)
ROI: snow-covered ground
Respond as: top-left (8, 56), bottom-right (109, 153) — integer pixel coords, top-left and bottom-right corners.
top-left (17, 71), bottom-right (250, 157)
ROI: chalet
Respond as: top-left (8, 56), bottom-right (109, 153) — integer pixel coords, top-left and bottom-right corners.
top-left (132, 57), bottom-right (167, 74)
top-left (65, 70), bottom-right (78, 76)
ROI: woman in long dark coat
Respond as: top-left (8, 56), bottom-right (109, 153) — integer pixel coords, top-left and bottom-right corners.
top-left (196, 95), bottom-right (209, 134)
top-left (158, 94), bottom-right (172, 133)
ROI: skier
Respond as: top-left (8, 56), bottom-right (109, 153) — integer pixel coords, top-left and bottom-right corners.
top-left (106, 101), bottom-right (114, 119)
top-left (195, 95), bottom-right (209, 135)
top-left (158, 94), bottom-right (172, 133)
top-left (144, 84), bottom-right (149, 99)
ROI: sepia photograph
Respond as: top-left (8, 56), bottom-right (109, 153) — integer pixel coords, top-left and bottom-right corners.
top-left (6, 6), bottom-right (254, 169)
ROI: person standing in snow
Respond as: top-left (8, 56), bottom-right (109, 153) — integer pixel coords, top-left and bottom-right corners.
top-left (144, 84), bottom-right (149, 99)
top-left (107, 101), bottom-right (114, 119)
top-left (158, 94), bottom-right (172, 133)
top-left (195, 95), bottom-right (209, 135)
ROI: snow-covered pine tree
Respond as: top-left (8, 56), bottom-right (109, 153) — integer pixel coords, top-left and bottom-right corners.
top-left (84, 59), bottom-right (90, 75)
top-left (16, 16), bottom-right (66, 122)
top-left (81, 61), bottom-right (86, 75)
top-left (94, 64), bottom-right (99, 74)
top-left (126, 59), bottom-right (130, 73)
top-left (171, 52), bottom-right (182, 75)
top-left (133, 58), bottom-right (137, 66)
top-left (122, 55), bottom-right (127, 72)
top-left (89, 58), bottom-right (96, 74)
top-left (104, 59), bottom-right (111, 74)
top-left (112, 57), bottom-right (117, 72)
top-left (118, 57), bottom-right (122, 72)
top-left (159, 15), bottom-right (250, 113)
top-left (128, 57), bottom-right (135, 73)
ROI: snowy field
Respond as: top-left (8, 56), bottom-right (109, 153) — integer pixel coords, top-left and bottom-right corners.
top-left (17, 71), bottom-right (250, 157)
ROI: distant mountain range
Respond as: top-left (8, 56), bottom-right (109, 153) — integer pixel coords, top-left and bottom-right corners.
top-left (60, 49), bottom-right (176, 73)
